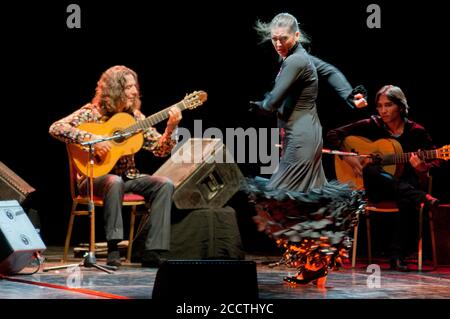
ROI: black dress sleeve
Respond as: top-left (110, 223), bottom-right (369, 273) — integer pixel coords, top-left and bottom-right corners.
top-left (260, 53), bottom-right (308, 112)
top-left (310, 55), bottom-right (354, 107)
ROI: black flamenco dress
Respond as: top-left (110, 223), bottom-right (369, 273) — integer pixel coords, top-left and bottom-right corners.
top-left (242, 177), bottom-right (366, 285)
top-left (248, 41), bottom-right (368, 284)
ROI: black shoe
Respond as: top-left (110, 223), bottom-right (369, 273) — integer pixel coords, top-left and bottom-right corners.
top-left (130, 253), bottom-right (142, 263)
top-left (390, 256), bottom-right (409, 272)
top-left (106, 251), bottom-right (122, 267)
top-left (283, 266), bottom-right (328, 286)
top-left (141, 250), bottom-right (167, 268)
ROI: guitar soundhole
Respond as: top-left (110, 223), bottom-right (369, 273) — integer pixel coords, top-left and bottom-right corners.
top-left (112, 130), bottom-right (126, 143)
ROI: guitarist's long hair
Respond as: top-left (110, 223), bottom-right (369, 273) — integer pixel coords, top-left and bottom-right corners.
top-left (92, 65), bottom-right (142, 117)
top-left (375, 85), bottom-right (409, 118)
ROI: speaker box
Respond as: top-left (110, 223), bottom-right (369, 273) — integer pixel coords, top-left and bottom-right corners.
top-left (153, 138), bottom-right (244, 209)
top-left (434, 204), bottom-right (450, 265)
top-left (164, 206), bottom-right (245, 260)
top-left (0, 161), bottom-right (35, 204)
top-left (0, 200), bottom-right (46, 275)
top-left (152, 260), bottom-right (258, 300)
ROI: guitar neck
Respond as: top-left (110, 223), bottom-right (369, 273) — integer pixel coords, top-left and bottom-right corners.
top-left (123, 100), bottom-right (187, 134)
top-left (383, 149), bottom-right (438, 164)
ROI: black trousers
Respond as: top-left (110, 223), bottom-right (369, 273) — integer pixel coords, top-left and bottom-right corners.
top-left (362, 164), bottom-right (427, 258)
top-left (80, 174), bottom-right (174, 251)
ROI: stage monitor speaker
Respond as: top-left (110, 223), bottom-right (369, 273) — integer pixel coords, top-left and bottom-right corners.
top-left (0, 200), bottom-right (46, 275)
top-left (434, 204), bottom-right (450, 265)
top-left (152, 260), bottom-right (258, 300)
top-left (153, 138), bottom-right (244, 209)
top-left (0, 161), bottom-right (35, 204)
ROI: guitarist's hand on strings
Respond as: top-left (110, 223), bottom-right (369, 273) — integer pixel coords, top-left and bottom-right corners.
top-left (343, 156), bottom-right (364, 178)
top-left (410, 153), bottom-right (429, 173)
top-left (91, 135), bottom-right (112, 160)
top-left (166, 106), bottom-right (182, 132)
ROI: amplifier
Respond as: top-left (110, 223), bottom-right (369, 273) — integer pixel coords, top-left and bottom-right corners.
top-left (0, 161), bottom-right (35, 204)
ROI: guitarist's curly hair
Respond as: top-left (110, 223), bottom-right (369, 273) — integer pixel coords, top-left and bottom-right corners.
top-left (92, 65), bottom-right (142, 116)
top-left (375, 85), bottom-right (409, 118)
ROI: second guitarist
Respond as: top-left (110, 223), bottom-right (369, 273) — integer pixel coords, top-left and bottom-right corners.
top-left (49, 65), bottom-right (182, 268)
top-left (327, 85), bottom-right (441, 271)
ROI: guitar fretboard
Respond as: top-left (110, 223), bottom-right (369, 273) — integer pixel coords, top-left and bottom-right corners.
top-left (382, 149), bottom-right (438, 165)
top-left (123, 100), bottom-right (186, 134)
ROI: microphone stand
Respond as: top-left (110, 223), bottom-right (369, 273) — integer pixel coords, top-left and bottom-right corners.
top-left (322, 148), bottom-right (371, 158)
top-left (44, 131), bottom-right (139, 274)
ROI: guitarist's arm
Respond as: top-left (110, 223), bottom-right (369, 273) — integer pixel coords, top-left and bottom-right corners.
top-left (49, 104), bottom-right (102, 145)
top-left (407, 129), bottom-right (443, 189)
top-left (422, 132), bottom-right (442, 175)
top-left (326, 118), bottom-right (378, 178)
top-left (49, 104), bottom-right (111, 158)
top-left (410, 153), bottom-right (430, 174)
top-left (409, 153), bottom-right (434, 190)
top-left (326, 118), bottom-right (376, 151)
top-left (140, 106), bottom-right (182, 157)
top-left (410, 130), bottom-right (442, 177)
top-left (342, 156), bottom-right (364, 178)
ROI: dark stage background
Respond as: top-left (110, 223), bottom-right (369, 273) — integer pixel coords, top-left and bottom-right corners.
top-left (2, 0), bottom-right (449, 249)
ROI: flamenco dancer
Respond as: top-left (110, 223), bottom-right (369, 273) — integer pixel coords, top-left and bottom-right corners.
top-left (246, 12), bottom-right (366, 287)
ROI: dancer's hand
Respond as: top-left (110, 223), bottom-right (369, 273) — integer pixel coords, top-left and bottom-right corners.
top-left (353, 93), bottom-right (368, 108)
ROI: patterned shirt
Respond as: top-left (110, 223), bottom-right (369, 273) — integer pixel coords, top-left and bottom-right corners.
top-left (49, 103), bottom-right (177, 179)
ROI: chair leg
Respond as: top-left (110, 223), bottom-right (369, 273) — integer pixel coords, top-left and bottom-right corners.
top-left (127, 206), bottom-right (137, 262)
top-left (429, 206), bottom-right (438, 270)
top-left (366, 214), bottom-right (372, 264)
top-left (352, 215), bottom-right (359, 268)
top-left (63, 202), bottom-right (77, 262)
top-left (418, 203), bottom-right (424, 271)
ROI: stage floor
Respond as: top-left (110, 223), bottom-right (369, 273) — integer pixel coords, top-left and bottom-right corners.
top-left (1, 246), bottom-right (450, 299)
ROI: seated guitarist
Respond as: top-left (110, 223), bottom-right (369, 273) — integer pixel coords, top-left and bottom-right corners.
top-left (327, 85), bottom-right (440, 271)
top-left (49, 65), bottom-right (182, 268)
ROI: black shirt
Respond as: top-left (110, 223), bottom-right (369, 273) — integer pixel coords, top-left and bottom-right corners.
top-left (326, 115), bottom-right (441, 183)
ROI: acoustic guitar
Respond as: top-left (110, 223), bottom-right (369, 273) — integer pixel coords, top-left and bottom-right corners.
top-left (334, 135), bottom-right (450, 189)
top-left (68, 90), bottom-right (207, 177)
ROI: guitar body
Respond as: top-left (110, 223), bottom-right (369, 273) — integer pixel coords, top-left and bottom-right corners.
top-left (66, 90), bottom-right (207, 178)
top-left (334, 136), bottom-right (403, 189)
top-left (68, 113), bottom-right (144, 177)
